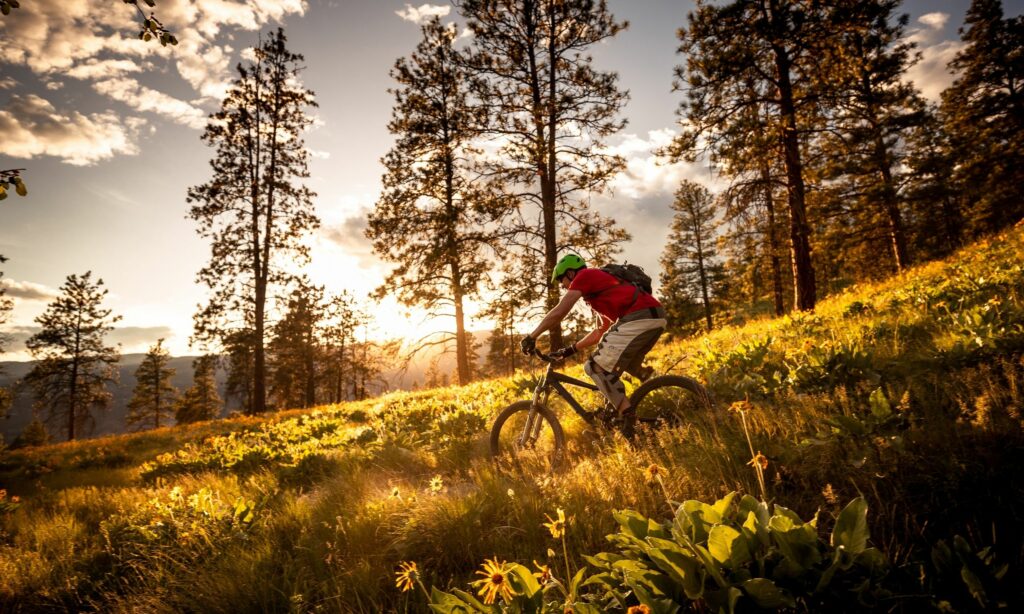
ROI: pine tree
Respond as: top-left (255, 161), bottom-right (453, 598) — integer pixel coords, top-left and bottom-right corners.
top-left (903, 108), bottom-right (964, 258)
top-left (175, 355), bottom-right (221, 424)
top-left (941, 0), bottom-right (1024, 234)
top-left (660, 181), bottom-right (722, 332)
top-left (125, 338), bottom-right (177, 431)
top-left (712, 88), bottom-right (790, 316)
top-left (0, 255), bottom-right (12, 421)
top-left (11, 420), bottom-right (50, 448)
top-left (670, 0), bottom-right (854, 311)
top-left (816, 0), bottom-right (928, 274)
top-left (187, 28), bottom-right (319, 414)
top-left (268, 284), bottom-right (324, 409)
top-left (367, 18), bottom-right (494, 386)
top-left (223, 329), bottom-right (257, 413)
top-left (23, 272), bottom-right (120, 441)
top-left (457, 0), bottom-right (630, 348)
top-left (319, 291), bottom-right (361, 404)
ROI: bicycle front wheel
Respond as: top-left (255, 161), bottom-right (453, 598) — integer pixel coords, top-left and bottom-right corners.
top-left (489, 400), bottom-right (565, 462)
top-left (631, 375), bottom-right (717, 432)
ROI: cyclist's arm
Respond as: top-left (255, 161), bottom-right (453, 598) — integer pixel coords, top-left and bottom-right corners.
top-left (574, 315), bottom-right (611, 350)
top-left (528, 289), bottom-right (582, 340)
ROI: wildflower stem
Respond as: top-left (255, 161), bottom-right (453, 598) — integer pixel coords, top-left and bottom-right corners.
top-left (560, 535), bottom-right (572, 596)
top-left (656, 475), bottom-right (674, 516)
top-left (738, 408), bottom-right (768, 501)
top-left (416, 578), bottom-right (431, 601)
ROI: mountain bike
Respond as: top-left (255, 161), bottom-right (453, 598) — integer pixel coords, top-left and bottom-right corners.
top-left (489, 349), bottom-right (716, 461)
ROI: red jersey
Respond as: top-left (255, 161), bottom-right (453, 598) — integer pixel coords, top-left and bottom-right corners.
top-left (568, 268), bottom-right (661, 323)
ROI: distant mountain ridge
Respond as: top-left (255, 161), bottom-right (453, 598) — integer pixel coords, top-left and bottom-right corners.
top-left (0, 354), bottom-right (225, 444)
top-left (0, 331), bottom-right (494, 443)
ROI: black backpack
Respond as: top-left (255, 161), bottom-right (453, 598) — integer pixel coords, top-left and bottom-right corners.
top-left (583, 263), bottom-right (654, 306)
top-left (600, 263), bottom-right (653, 294)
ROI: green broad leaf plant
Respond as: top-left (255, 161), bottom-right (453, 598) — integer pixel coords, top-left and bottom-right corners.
top-left (581, 493), bottom-right (889, 613)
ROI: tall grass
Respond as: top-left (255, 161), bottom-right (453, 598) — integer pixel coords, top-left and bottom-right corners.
top-left (2, 228), bottom-right (1024, 611)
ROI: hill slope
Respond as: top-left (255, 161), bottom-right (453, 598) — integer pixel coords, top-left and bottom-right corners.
top-left (2, 228), bottom-right (1023, 612)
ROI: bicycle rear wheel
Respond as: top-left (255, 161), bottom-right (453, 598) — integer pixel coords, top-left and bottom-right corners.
top-left (630, 375), bottom-right (717, 432)
top-left (489, 400), bottom-right (565, 462)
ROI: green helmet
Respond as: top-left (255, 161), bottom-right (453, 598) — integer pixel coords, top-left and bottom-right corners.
top-left (552, 254), bottom-right (586, 283)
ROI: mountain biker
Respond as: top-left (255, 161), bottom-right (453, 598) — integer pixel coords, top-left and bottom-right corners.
top-left (520, 254), bottom-right (667, 438)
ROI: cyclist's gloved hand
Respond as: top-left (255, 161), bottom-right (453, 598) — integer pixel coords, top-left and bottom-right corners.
top-left (520, 335), bottom-right (536, 355)
top-left (550, 343), bottom-right (577, 361)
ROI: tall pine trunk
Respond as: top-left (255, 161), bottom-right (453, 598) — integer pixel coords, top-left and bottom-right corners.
top-left (761, 162), bottom-right (786, 315)
top-left (770, 34), bottom-right (816, 311)
top-left (68, 359), bottom-right (78, 441)
top-left (872, 132), bottom-right (909, 271)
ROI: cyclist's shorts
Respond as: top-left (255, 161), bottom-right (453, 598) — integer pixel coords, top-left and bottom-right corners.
top-left (591, 312), bottom-right (667, 374)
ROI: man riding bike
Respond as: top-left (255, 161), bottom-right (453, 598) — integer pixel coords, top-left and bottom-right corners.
top-left (520, 254), bottom-right (667, 439)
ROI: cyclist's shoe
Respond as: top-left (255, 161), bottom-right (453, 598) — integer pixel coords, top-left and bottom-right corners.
top-left (597, 403), bottom-right (618, 426)
top-left (620, 407), bottom-right (637, 441)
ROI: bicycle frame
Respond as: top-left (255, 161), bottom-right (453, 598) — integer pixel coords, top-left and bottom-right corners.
top-left (513, 354), bottom-right (606, 451)
top-left (533, 361), bottom-right (602, 422)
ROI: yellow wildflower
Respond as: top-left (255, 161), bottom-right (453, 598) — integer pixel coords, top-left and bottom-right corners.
top-left (628, 605), bottom-right (652, 614)
top-left (644, 463), bottom-right (667, 484)
top-left (748, 451), bottom-right (769, 471)
top-left (532, 560), bottom-right (552, 584)
top-left (390, 486), bottom-right (401, 499)
top-left (395, 561), bottom-right (419, 592)
top-left (474, 557), bottom-right (516, 605)
top-left (543, 508), bottom-right (568, 540)
top-left (729, 400), bottom-right (754, 414)
top-left (429, 475), bottom-right (443, 494)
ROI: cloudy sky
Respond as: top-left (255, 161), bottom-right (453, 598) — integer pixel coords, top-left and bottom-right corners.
top-left (1, 0), bottom-right (1019, 360)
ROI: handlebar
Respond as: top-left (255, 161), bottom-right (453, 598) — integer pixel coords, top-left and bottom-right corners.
top-left (532, 348), bottom-right (555, 363)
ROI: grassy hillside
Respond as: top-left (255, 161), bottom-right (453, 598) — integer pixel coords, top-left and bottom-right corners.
top-left (2, 228), bottom-right (1024, 612)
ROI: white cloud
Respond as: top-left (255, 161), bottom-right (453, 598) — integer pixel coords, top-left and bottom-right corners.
top-left (0, 0), bottom-right (308, 153)
top-left (0, 325), bottom-right (175, 357)
top-left (906, 40), bottom-right (963, 102)
top-left (601, 128), bottom-right (713, 200)
top-left (92, 78), bottom-right (207, 129)
top-left (396, 3), bottom-right (451, 24)
top-left (44, 81), bottom-right (63, 90)
top-left (0, 94), bottom-right (141, 165)
top-left (65, 59), bottom-right (144, 81)
top-left (904, 13), bottom-right (962, 102)
top-left (918, 12), bottom-right (949, 31)
top-left (0, 76), bottom-right (16, 89)
top-left (0, 278), bottom-right (59, 301)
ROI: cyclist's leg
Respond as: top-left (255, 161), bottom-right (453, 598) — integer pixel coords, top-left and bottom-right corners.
top-left (588, 318), bottom-right (667, 437)
top-left (584, 358), bottom-right (627, 413)
top-left (623, 327), bottom-right (664, 380)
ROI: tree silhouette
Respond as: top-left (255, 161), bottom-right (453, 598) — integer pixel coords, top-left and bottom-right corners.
top-left (175, 355), bottom-right (221, 424)
top-left (0, 255), bottom-right (12, 424)
top-left (187, 28), bottom-right (319, 414)
top-left (942, 0), bottom-right (1024, 234)
top-left (660, 181), bottom-right (722, 332)
top-left (368, 18), bottom-right (495, 386)
top-left (268, 283), bottom-right (324, 409)
top-left (669, 0), bottom-right (852, 311)
top-left (815, 0), bottom-right (928, 274)
top-left (23, 271), bottom-right (120, 441)
top-left (457, 0), bottom-right (630, 348)
top-left (125, 338), bottom-right (177, 431)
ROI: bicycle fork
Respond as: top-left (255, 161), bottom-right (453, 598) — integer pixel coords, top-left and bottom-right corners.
top-left (517, 382), bottom-right (551, 449)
